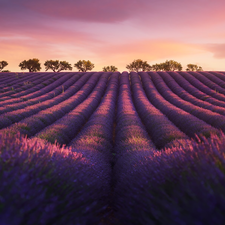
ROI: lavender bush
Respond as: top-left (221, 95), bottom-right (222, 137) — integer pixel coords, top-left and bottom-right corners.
top-left (0, 72), bottom-right (55, 99)
top-left (114, 132), bottom-right (225, 225)
top-left (0, 132), bottom-right (110, 225)
top-left (178, 71), bottom-right (225, 102)
top-left (1, 71), bottom-right (225, 224)
top-left (0, 72), bottom-right (77, 107)
top-left (198, 71), bottom-right (225, 88)
top-left (35, 73), bottom-right (110, 145)
top-left (209, 71), bottom-right (225, 83)
top-left (0, 73), bottom-right (100, 137)
top-left (149, 71), bottom-right (225, 133)
top-left (130, 72), bottom-right (188, 149)
top-left (169, 71), bottom-right (225, 108)
top-left (139, 72), bottom-right (220, 139)
top-left (188, 71), bottom-right (225, 95)
top-left (0, 73), bottom-right (84, 128)
top-left (158, 71), bottom-right (225, 116)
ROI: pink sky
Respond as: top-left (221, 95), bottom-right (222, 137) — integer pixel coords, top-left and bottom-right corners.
top-left (1, 0), bottom-right (225, 72)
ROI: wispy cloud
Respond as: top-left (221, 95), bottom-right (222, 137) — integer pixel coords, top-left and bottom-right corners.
top-left (1, 0), bottom-right (225, 71)
top-left (204, 43), bottom-right (225, 59)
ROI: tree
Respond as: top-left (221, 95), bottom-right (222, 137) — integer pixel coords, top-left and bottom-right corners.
top-left (44, 60), bottom-right (72, 72)
top-left (152, 63), bottom-right (164, 71)
top-left (102, 65), bottom-right (118, 72)
top-left (19, 58), bottom-right (41, 72)
top-left (186, 64), bottom-right (203, 71)
top-left (126, 59), bottom-right (152, 72)
top-left (161, 60), bottom-right (182, 71)
top-left (0, 61), bottom-right (8, 72)
top-left (74, 60), bottom-right (94, 72)
top-left (1, 70), bottom-right (10, 72)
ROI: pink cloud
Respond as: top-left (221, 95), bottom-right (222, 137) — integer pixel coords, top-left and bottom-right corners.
top-left (204, 43), bottom-right (225, 59)
top-left (1, 0), bottom-right (225, 72)
top-left (2, 0), bottom-right (225, 27)
top-left (5, 0), bottom-right (147, 23)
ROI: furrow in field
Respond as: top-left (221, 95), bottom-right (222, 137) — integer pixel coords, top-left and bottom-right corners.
top-left (0, 72), bottom-right (74, 105)
top-left (112, 71), bottom-right (157, 223)
top-left (0, 73), bottom-right (87, 128)
top-left (178, 71), bottom-right (225, 102)
top-left (158, 71), bottom-right (225, 116)
top-left (149, 72), bottom-right (225, 133)
top-left (68, 72), bottom-right (119, 152)
top-left (209, 71), bottom-right (225, 82)
top-left (61, 72), bottom-right (119, 224)
top-left (188, 71), bottom-right (225, 95)
top-left (0, 72), bottom-right (37, 88)
top-left (0, 72), bottom-right (65, 102)
top-left (0, 72), bottom-right (56, 97)
top-left (0, 72), bottom-right (101, 136)
top-left (0, 73), bottom-right (82, 115)
top-left (130, 72), bottom-right (189, 149)
top-left (114, 71), bottom-right (156, 158)
top-left (139, 72), bottom-right (220, 139)
top-left (168, 71), bottom-right (225, 108)
top-left (34, 73), bottom-right (111, 145)
top-left (198, 71), bottom-right (225, 89)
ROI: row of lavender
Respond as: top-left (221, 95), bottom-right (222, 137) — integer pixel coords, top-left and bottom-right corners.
top-left (0, 72), bottom-right (60, 98)
top-left (0, 131), bottom-right (109, 224)
top-left (2, 70), bottom-right (225, 151)
top-left (0, 72), bottom-right (99, 134)
top-left (148, 71), bottom-right (225, 132)
top-left (0, 72), bottom-right (82, 112)
top-left (0, 73), bottom-right (75, 106)
top-left (113, 72), bottom-right (225, 224)
top-left (1, 71), bottom-right (225, 145)
top-left (2, 70), bottom-right (225, 148)
top-left (0, 72), bottom-right (119, 224)
top-left (1, 71), bottom-right (225, 224)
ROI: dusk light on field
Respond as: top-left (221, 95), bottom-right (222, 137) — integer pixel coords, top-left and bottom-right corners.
top-left (1, 0), bottom-right (225, 72)
top-left (2, 0), bottom-right (225, 224)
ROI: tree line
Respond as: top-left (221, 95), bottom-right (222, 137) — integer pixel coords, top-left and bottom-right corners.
top-left (0, 59), bottom-right (203, 72)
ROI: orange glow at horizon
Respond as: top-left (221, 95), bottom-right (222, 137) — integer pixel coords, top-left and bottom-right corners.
top-left (1, 0), bottom-right (225, 72)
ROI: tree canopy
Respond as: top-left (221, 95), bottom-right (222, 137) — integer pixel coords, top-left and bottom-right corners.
top-left (163, 60), bottom-right (182, 71)
top-left (102, 65), bottom-right (118, 72)
top-left (19, 58), bottom-right (41, 72)
top-left (44, 60), bottom-right (72, 72)
top-left (151, 63), bottom-right (163, 71)
top-left (151, 60), bottom-right (182, 71)
top-left (74, 60), bottom-right (94, 72)
top-left (126, 59), bottom-right (152, 72)
top-left (186, 64), bottom-right (203, 71)
top-left (0, 61), bottom-right (8, 72)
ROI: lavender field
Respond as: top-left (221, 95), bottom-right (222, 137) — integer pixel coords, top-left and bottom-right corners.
top-left (1, 71), bottom-right (225, 224)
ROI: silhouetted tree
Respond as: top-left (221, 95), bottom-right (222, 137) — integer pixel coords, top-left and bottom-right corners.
top-left (74, 60), bottom-right (94, 72)
top-left (102, 65), bottom-right (118, 72)
top-left (19, 58), bottom-right (41, 72)
top-left (162, 60), bottom-right (182, 71)
top-left (186, 64), bottom-right (203, 71)
top-left (44, 60), bottom-right (72, 72)
top-left (152, 60), bottom-right (182, 71)
top-left (1, 70), bottom-right (10, 72)
top-left (126, 59), bottom-right (152, 72)
top-left (152, 63), bottom-right (164, 71)
top-left (0, 61), bottom-right (8, 72)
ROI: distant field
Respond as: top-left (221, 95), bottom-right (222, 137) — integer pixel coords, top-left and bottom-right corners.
top-left (1, 71), bottom-right (225, 224)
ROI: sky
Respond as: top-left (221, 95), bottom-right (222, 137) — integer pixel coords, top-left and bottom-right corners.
top-left (1, 0), bottom-right (225, 72)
